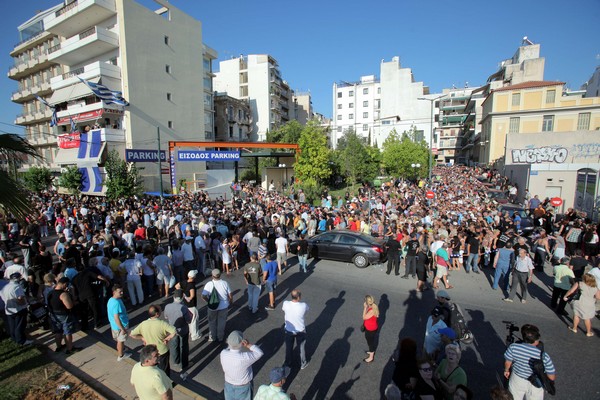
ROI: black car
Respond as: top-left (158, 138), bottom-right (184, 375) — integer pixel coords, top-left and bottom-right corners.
top-left (498, 204), bottom-right (534, 235)
top-left (290, 230), bottom-right (387, 268)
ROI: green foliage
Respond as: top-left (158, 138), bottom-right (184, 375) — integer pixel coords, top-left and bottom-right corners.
top-left (296, 178), bottom-right (325, 206)
top-left (58, 166), bottom-right (82, 196)
top-left (22, 166), bottom-right (53, 192)
top-left (336, 129), bottom-right (380, 186)
top-left (0, 134), bottom-right (41, 220)
top-left (267, 120), bottom-right (303, 144)
top-left (104, 149), bottom-right (144, 200)
top-left (382, 128), bottom-right (430, 178)
top-left (295, 121), bottom-right (332, 185)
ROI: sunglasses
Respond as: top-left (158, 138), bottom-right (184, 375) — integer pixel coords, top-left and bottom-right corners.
top-left (420, 367), bottom-right (433, 372)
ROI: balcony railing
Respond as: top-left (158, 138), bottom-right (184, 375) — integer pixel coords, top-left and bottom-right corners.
top-left (48, 44), bottom-right (61, 54)
top-left (61, 67), bottom-right (85, 80)
top-left (56, 0), bottom-right (79, 17)
top-left (14, 31), bottom-right (45, 48)
top-left (79, 26), bottom-right (96, 40)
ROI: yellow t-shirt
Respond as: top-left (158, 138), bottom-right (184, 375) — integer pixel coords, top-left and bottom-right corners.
top-left (130, 319), bottom-right (176, 355)
top-left (130, 363), bottom-right (172, 400)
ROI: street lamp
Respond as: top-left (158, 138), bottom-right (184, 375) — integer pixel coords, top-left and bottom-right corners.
top-left (411, 163), bottom-right (421, 182)
top-left (418, 94), bottom-right (446, 183)
top-left (278, 163), bottom-right (287, 193)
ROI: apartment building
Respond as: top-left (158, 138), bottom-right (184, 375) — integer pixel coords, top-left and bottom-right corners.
top-left (436, 88), bottom-right (475, 165)
top-left (332, 57), bottom-right (432, 149)
top-left (214, 94), bottom-right (252, 142)
top-left (8, 4), bottom-right (62, 170)
top-left (582, 66), bottom-right (600, 98)
top-left (214, 54), bottom-right (294, 141)
top-left (25, 0), bottom-right (216, 194)
top-left (479, 81), bottom-right (600, 165)
top-left (292, 92), bottom-right (313, 125)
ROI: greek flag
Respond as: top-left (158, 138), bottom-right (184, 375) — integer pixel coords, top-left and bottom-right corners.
top-left (77, 77), bottom-right (129, 106)
top-left (70, 117), bottom-right (77, 133)
top-left (35, 94), bottom-right (58, 127)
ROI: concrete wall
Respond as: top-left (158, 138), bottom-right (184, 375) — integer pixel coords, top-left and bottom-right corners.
top-left (118, 0), bottom-right (206, 191)
top-left (505, 131), bottom-right (600, 214)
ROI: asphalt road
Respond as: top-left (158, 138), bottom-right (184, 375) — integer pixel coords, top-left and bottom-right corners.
top-left (162, 255), bottom-right (600, 400)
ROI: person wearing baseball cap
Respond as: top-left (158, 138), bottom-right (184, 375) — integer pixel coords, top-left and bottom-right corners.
top-left (424, 306), bottom-right (448, 359)
top-left (254, 366), bottom-right (296, 400)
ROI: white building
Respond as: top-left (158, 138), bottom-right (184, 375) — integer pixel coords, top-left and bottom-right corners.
top-left (34, 0), bottom-right (215, 194)
top-left (331, 57), bottom-right (433, 149)
top-left (8, 5), bottom-right (62, 170)
top-left (582, 66), bottom-right (600, 98)
top-left (214, 54), bottom-right (293, 141)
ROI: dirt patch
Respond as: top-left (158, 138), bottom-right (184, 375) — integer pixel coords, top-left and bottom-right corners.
top-left (23, 368), bottom-right (104, 400)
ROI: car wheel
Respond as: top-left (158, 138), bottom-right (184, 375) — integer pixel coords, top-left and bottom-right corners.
top-left (353, 253), bottom-right (369, 268)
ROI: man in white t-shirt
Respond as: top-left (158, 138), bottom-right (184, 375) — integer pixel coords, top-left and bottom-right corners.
top-left (275, 234), bottom-right (289, 274)
top-left (201, 269), bottom-right (232, 342)
top-left (282, 290), bottom-right (309, 370)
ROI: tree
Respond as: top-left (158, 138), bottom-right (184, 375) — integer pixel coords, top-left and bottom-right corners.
top-left (104, 149), bottom-right (144, 200)
top-left (337, 129), bottom-right (379, 186)
top-left (267, 120), bottom-right (303, 144)
top-left (0, 134), bottom-right (41, 220)
top-left (294, 121), bottom-right (332, 186)
top-left (23, 166), bottom-right (53, 192)
top-left (58, 166), bottom-right (82, 196)
top-left (382, 128), bottom-right (430, 178)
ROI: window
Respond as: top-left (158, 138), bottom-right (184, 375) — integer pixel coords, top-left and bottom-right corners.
top-left (337, 115), bottom-right (342, 120)
top-left (349, 90), bottom-right (354, 97)
top-left (238, 127), bottom-right (243, 138)
top-left (337, 104), bottom-right (342, 110)
top-left (337, 92), bottom-right (342, 98)
top-left (542, 115), bottom-right (554, 132)
top-left (546, 90), bottom-right (556, 104)
top-left (382, 120), bottom-right (391, 125)
top-left (577, 113), bottom-right (591, 130)
top-left (509, 117), bottom-right (520, 133)
top-left (512, 93), bottom-right (520, 106)
top-left (337, 126), bottom-right (342, 132)
top-left (349, 113), bottom-right (354, 119)
top-left (363, 88), bottom-right (369, 95)
top-left (164, 35), bottom-right (169, 45)
top-left (363, 101), bottom-right (368, 107)
top-left (239, 109), bottom-right (243, 119)
top-left (363, 112), bottom-right (368, 118)
top-left (363, 124), bottom-right (368, 131)
top-left (165, 64), bottom-right (171, 74)
top-left (168, 121), bottom-right (173, 129)
top-left (166, 93), bottom-right (172, 101)
top-left (229, 126), bottom-right (233, 138)
top-left (349, 103), bottom-right (354, 108)
top-left (377, 87), bottom-right (381, 94)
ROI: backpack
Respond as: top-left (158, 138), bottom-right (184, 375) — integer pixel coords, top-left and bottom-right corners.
top-left (207, 284), bottom-right (220, 310)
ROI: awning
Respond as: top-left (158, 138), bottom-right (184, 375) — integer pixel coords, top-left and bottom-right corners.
top-left (53, 147), bottom-right (80, 165)
top-left (49, 77), bottom-right (101, 105)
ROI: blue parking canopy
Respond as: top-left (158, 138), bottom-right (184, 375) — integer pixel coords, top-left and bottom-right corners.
top-left (144, 192), bottom-right (175, 197)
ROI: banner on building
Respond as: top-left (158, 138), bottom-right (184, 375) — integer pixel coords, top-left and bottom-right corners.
top-left (57, 133), bottom-right (81, 149)
top-left (125, 149), bottom-right (167, 162)
top-left (177, 151), bottom-right (240, 161)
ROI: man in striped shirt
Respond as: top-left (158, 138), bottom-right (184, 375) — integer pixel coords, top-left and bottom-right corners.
top-left (504, 324), bottom-right (556, 400)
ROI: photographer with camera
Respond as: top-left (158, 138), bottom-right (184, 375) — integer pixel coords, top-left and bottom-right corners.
top-left (503, 324), bottom-right (555, 400)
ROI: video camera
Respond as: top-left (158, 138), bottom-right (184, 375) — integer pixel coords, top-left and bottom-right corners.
top-left (503, 320), bottom-right (521, 344)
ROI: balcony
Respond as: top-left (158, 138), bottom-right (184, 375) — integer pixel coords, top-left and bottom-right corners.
top-left (15, 114), bottom-right (26, 125)
top-left (48, 26), bottom-right (119, 66)
top-left (50, 60), bottom-right (121, 90)
top-left (43, 0), bottom-right (117, 38)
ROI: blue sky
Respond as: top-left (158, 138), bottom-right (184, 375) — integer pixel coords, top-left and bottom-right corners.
top-left (1, 0), bottom-right (599, 135)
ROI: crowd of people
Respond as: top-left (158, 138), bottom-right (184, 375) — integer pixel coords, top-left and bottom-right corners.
top-left (1, 164), bottom-right (599, 399)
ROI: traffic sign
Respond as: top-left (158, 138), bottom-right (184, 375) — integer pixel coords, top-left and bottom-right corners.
top-left (426, 190), bottom-right (435, 199)
top-left (550, 197), bottom-right (563, 207)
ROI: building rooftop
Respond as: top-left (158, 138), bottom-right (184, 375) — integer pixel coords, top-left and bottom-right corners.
top-left (492, 81), bottom-right (565, 92)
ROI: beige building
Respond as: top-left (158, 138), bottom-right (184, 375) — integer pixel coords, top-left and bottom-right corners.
top-left (504, 131), bottom-right (600, 218)
top-left (479, 81), bottom-right (600, 165)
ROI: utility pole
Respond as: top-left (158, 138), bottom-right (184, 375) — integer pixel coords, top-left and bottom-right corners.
top-left (157, 126), bottom-right (164, 204)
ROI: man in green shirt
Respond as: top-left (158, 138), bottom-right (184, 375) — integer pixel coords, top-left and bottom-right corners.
top-left (254, 366), bottom-right (297, 400)
top-left (551, 256), bottom-right (575, 316)
top-left (130, 305), bottom-right (176, 377)
top-left (130, 344), bottom-right (173, 400)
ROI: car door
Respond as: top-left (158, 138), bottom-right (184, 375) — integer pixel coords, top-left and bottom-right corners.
top-left (311, 232), bottom-right (337, 259)
top-left (327, 233), bottom-right (362, 261)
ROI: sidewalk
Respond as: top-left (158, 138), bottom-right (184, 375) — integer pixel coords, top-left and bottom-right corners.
top-left (33, 328), bottom-right (208, 400)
